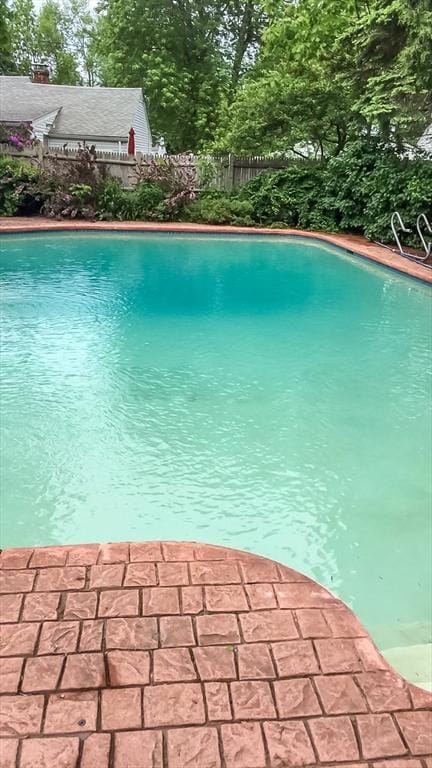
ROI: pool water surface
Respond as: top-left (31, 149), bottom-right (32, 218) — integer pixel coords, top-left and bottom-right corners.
top-left (0, 232), bottom-right (431, 680)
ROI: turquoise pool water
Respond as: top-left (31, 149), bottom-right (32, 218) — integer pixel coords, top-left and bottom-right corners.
top-left (1, 233), bottom-right (431, 664)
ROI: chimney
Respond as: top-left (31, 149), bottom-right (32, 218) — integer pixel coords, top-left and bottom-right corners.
top-left (32, 64), bottom-right (50, 84)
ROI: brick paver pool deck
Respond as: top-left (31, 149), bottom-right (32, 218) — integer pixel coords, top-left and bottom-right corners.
top-left (0, 541), bottom-right (431, 768)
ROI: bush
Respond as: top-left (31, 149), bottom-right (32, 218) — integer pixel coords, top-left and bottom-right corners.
top-left (235, 139), bottom-right (432, 243)
top-left (97, 179), bottom-right (135, 220)
top-left (324, 139), bottom-right (432, 242)
top-left (1, 140), bottom-right (430, 243)
top-left (97, 179), bottom-right (167, 221)
top-left (186, 191), bottom-right (254, 226)
top-left (40, 148), bottom-right (110, 219)
top-left (239, 163), bottom-right (331, 229)
top-left (133, 181), bottom-right (166, 219)
top-left (0, 123), bottom-right (33, 150)
top-left (134, 155), bottom-right (197, 216)
top-left (0, 157), bottom-right (42, 216)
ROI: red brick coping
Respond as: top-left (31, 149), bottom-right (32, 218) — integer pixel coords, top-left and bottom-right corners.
top-left (0, 217), bottom-right (431, 284)
top-left (0, 541), bottom-right (431, 768)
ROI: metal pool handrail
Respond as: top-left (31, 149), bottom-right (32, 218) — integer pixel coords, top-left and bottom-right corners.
top-left (391, 212), bottom-right (411, 256)
top-left (416, 213), bottom-right (432, 259)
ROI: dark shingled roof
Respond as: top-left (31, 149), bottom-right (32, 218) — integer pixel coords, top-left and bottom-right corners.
top-left (0, 76), bottom-right (143, 139)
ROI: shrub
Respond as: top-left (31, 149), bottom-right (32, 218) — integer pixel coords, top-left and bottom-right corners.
top-left (238, 162), bottom-right (336, 230)
top-left (134, 155), bottom-right (197, 215)
top-left (235, 139), bottom-right (432, 243)
top-left (320, 139), bottom-right (432, 243)
top-left (133, 181), bottom-right (166, 219)
top-left (1, 140), bottom-right (430, 242)
top-left (97, 179), bottom-right (167, 221)
top-left (186, 191), bottom-right (254, 226)
top-left (0, 123), bottom-right (33, 149)
top-left (0, 157), bottom-right (41, 216)
top-left (40, 147), bottom-right (110, 219)
top-left (97, 179), bottom-right (135, 220)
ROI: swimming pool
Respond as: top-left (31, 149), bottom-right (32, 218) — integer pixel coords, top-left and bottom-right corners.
top-left (1, 232), bottom-right (431, 681)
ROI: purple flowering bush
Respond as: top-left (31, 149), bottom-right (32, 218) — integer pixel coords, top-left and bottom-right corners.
top-left (8, 134), bottom-right (25, 150)
top-left (0, 123), bottom-right (33, 150)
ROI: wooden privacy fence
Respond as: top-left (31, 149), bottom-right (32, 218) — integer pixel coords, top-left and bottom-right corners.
top-left (0, 143), bottom-right (136, 188)
top-left (214, 155), bottom-right (310, 189)
top-left (0, 144), bottom-right (308, 190)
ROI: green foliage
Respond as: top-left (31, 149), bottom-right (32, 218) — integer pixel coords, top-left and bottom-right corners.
top-left (344, 0), bottom-right (432, 146)
top-left (234, 139), bottom-right (432, 242)
top-left (186, 191), bottom-right (254, 226)
top-left (2, 140), bottom-right (429, 244)
top-left (316, 139), bottom-right (432, 240)
top-left (239, 163), bottom-right (331, 228)
top-left (96, 179), bottom-right (132, 220)
top-left (96, 0), bottom-right (264, 151)
top-left (8, 0), bottom-right (36, 75)
top-left (220, 0), bottom-right (431, 156)
top-left (0, 156), bottom-right (41, 216)
top-left (97, 179), bottom-right (167, 221)
top-left (0, 0), bottom-right (13, 73)
top-left (8, 0), bottom-right (96, 84)
top-left (196, 156), bottom-right (218, 189)
top-left (37, 0), bottom-right (80, 83)
top-left (68, 183), bottom-right (92, 202)
top-left (5, 0), bottom-right (431, 156)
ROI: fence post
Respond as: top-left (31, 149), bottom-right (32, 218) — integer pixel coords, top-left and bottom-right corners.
top-left (227, 153), bottom-right (235, 191)
top-left (36, 141), bottom-right (45, 169)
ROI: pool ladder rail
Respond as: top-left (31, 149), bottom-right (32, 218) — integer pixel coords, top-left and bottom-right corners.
top-left (375, 212), bottom-right (432, 269)
top-left (417, 213), bottom-right (432, 260)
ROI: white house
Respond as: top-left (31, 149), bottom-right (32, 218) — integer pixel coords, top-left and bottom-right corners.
top-left (0, 68), bottom-right (153, 154)
top-left (418, 123), bottom-right (432, 156)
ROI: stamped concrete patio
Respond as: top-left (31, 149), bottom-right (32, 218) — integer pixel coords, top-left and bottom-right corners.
top-left (0, 541), bottom-right (431, 768)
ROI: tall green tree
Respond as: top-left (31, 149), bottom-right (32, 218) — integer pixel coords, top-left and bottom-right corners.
top-left (63, 0), bottom-right (98, 85)
top-left (8, 0), bottom-right (96, 84)
top-left (96, 0), bottom-right (264, 151)
top-left (343, 0), bottom-right (432, 146)
top-left (0, 0), bottom-right (14, 73)
top-left (219, 0), bottom-right (431, 155)
top-left (9, 0), bottom-right (37, 75)
top-left (36, 0), bottom-right (80, 83)
top-left (216, 0), bottom-right (359, 155)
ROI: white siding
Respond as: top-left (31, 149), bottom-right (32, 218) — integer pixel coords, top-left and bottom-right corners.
top-left (47, 137), bottom-right (128, 154)
top-left (132, 96), bottom-right (152, 153)
top-left (418, 124), bottom-right (432, 157)
top-left (32, 109), bottom-right (60, 141)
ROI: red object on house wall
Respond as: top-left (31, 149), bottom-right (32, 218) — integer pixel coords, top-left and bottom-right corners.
top-left (128, 127), bottom-right (135, 155)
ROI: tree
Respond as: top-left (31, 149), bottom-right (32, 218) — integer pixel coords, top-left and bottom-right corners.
top-left (0, 0), bottom-right (13, 73)
top-left (63, 0), bottom-right (98, 85)
top-left (95, 0), bottom-right (264, 152)
top-left (342, 0), bottom-right (432, 146)
top-left (216, 0), bottom-right (358, 155)
top-left (9, 0), bottom-right (37, 75)
top-left (7, 0), bottom-right (96, 84)
top-left (219, 0), bottom-right (431, 155)
top-left (36, 0), bottom-right (80, 83)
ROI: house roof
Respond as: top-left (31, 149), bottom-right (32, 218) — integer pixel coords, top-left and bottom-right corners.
top-left (0, 76), bottom-right (143, 139)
